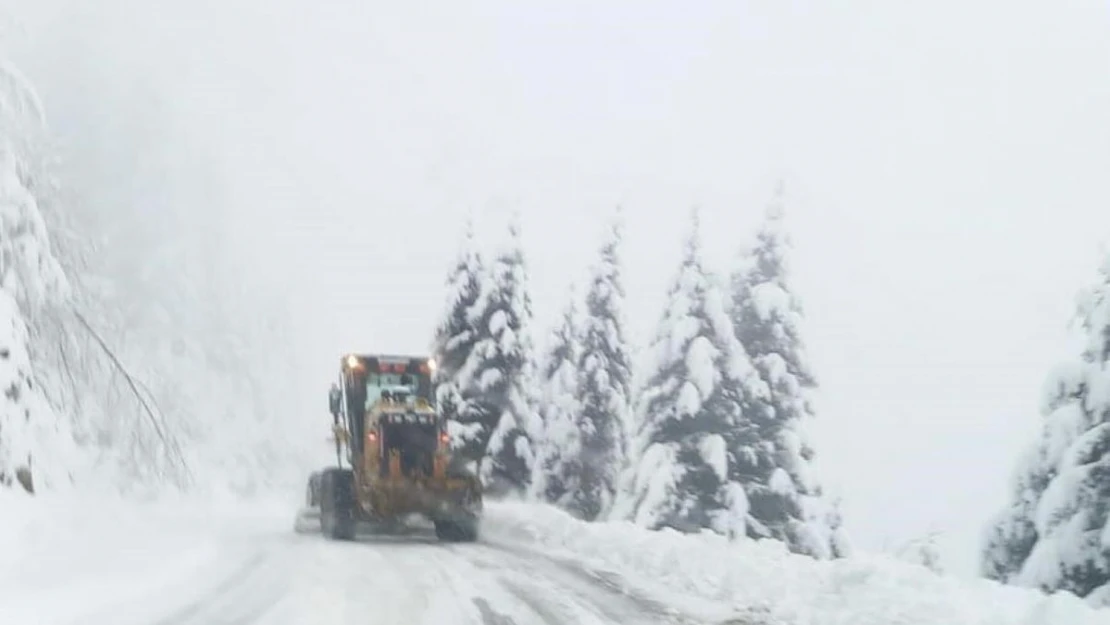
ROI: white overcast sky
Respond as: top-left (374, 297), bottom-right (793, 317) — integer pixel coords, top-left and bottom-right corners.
top-left (6, 0), bottom-right (1110, 575)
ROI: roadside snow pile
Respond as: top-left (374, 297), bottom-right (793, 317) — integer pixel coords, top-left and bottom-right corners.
top-left (0, 490), bottom-right (291, 625)
top-left (484, 501), bottom-right (1108, 625)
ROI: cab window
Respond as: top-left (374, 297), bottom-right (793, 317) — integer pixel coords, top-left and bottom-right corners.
top-left (364, 373), bottom-right (419, 408)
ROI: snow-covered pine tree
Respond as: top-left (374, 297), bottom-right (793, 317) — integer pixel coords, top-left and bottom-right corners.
top-left (981, 254), bottom-right (1110, 608)
top-left (531, 285), bottom-right (581, 505)
top-left (430, 217), bottom-right (487, 460)
top-left (466, 214), bottom-right (539, 496)
top-left (0, 57), bottom-right (74, 493)
top-left (615, 207), bottom-right (764, 535)
top-left (564, 213), bottom-right (634, 520)
top-left (980, 446), bottom-right (1048, 586)
top-left (728, 186), bottom-right (843, 558)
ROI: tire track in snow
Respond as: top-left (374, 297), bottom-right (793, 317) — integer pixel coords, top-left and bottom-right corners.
top-left (147, 547), bottom-right (290, 625)
top-left (378, 537), bottom-right (565, 625)
top-left (341, 532), bottom-right (606, 625)
top-left (471, 598), bottom-right (518, 625)
top-left (461, 538), bottom-right (762, 625)
top-left (454, 542), bottom-right (692, 625)
top-left (280, 534), bottom-right (456, 625)
top-left (65, 541), bottom-right (291, 625)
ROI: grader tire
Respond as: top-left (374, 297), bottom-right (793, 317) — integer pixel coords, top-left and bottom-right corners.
top-left (434, 517), bottom-right (479, 542)
top-left (320, 468), bottom-right (356, 541)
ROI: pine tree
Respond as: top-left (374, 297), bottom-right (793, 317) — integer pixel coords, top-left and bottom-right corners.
top-left (728, 186), bottom-right (843, 558)
top-left (0, 59), bottom-right (73, 493)
top-left (980, 445), bottom-right (1048, 586)
top-left (565, 213), bottom-right (634, 520)
top-left (430, 217), bottom-right (487, 461)
top-left (614, 208), bottom-right (764, 535)
top-left (981, 254), bottom-right (1110, 607)
top-left (465, 214), bottom-right (539, 495)
top-left (531, 286), bottom-right (581, 505)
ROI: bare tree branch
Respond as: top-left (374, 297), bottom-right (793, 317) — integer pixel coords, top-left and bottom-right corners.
top-left (72, 310), bottom-right (192, 486)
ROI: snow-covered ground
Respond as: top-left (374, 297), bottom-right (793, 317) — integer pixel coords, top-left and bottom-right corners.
top-left (1, 492), bottom-right (1106, 625)
top-left (0, 490), bottom-right (294, 625)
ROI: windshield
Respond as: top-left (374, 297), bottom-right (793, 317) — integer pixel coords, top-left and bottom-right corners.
top-left (364, 372), bottom-right (420, 407)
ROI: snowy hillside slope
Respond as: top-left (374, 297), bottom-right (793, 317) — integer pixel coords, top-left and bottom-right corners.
top-left (484, 502), bottom-right (1108, 625)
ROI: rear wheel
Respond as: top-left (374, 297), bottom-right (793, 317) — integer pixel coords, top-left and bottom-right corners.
top-left (320, 468), bottom-right (356, 540)
top-left (435, 459), bottom-right (481, 542)
top-left (434, 517), bottom-right (478, 542)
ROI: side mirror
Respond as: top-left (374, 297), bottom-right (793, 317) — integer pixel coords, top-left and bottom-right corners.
top-left (328, 385), bottom-right (341, 416)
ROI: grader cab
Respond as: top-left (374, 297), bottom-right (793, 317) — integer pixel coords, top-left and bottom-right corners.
top-left (302, 354), bottom-right (481, 541)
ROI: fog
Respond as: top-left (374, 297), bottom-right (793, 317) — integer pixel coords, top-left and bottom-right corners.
top-left (4, 0), bottom-right (1110, 574)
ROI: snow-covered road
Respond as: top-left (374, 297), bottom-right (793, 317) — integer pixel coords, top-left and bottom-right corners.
top-left (0, 492), bottom-right (722, 625)
top-left (89, 525), bottom-right (713, 625)
top-left (4, 493), bottom-right (1106, 625)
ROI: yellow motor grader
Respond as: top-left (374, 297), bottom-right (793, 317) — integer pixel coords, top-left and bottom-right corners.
top-left (296, 354), bottom-right (482, 541)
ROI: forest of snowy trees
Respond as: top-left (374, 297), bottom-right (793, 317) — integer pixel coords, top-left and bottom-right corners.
top-left (430, 199), bottom-right (849, 559)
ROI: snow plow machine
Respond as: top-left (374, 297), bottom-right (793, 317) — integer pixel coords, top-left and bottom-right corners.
top-left (294, 354), bottom-right (482, 541)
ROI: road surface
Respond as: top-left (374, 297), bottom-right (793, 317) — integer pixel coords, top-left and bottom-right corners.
top-left (75, 520), bottom-right (748, 625)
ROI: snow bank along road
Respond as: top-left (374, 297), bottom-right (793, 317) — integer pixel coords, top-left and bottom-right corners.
top-left (1, 494), bottom-right (1106, 625)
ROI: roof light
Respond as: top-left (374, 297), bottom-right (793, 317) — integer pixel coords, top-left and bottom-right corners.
top-left (427, 358), bottom-right (437, 372)
top-left (346, 355), bottom-right (361, 369)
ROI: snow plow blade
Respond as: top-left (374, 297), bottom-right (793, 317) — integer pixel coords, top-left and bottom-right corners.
top-left (293, 504), bottom-right (321, 534)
